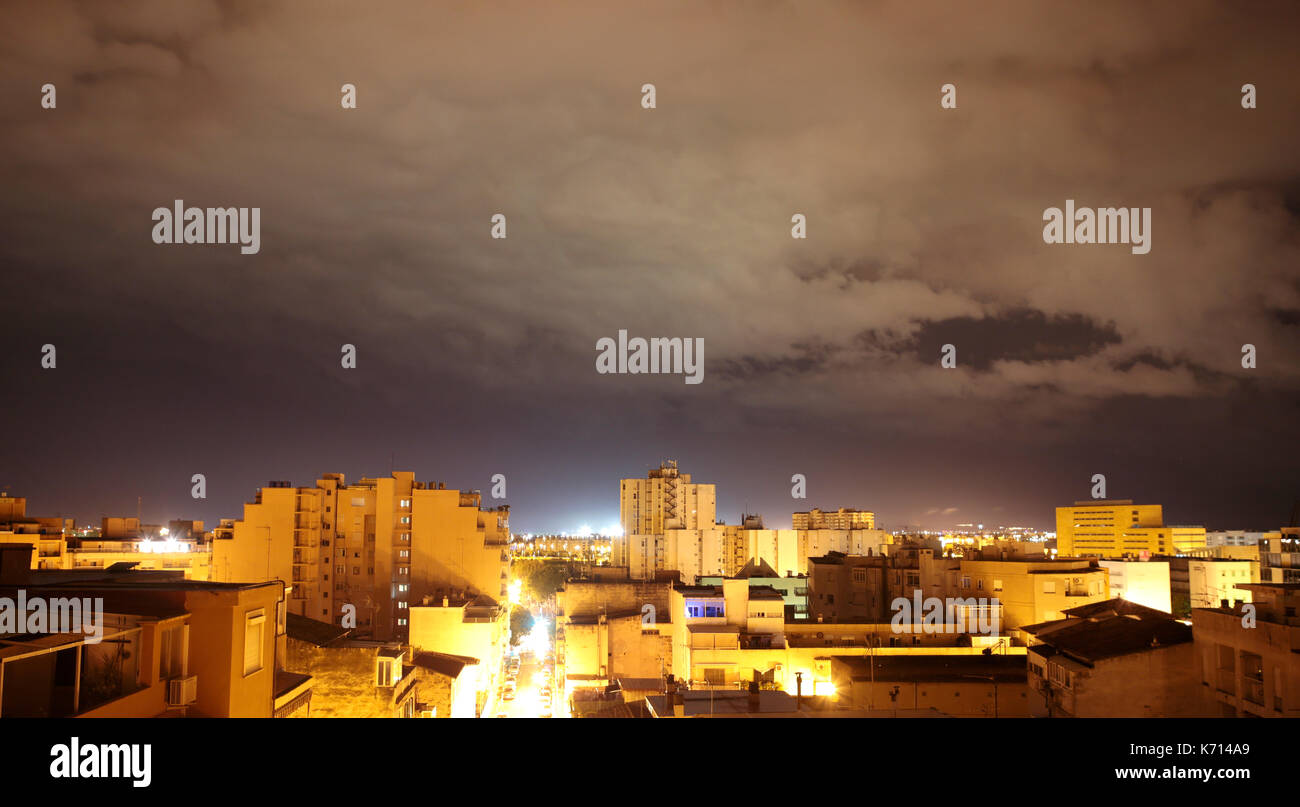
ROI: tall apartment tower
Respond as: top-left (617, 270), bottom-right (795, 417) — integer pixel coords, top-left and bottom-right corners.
top-left (213, 471), bottom-right (510, 642)
top-left (619, 460), bottom-right (716, 536)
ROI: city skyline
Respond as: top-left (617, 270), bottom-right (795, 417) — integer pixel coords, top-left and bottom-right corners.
top-left (3, 459), bottom-right (1294, 536)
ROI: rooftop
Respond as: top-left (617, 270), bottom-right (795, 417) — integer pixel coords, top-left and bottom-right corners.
top-left (1025, 614), bottom-right (1192, 664)
top-left (735, 558), bottom-right (780, 579)
top-left (1061, 598), bottom-right (1172, 620)
top-left (832, 654), bottom-right (1026, 683)
top-left (645, 689), bottom-right (802, 717)
top-left (286, 612), bottom-right (352, 647)
top-left (411, 651), bottom-right (479, 678)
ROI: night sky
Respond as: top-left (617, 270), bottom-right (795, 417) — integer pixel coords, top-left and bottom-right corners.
top-left (1, 1), bottom-right (1297, 533)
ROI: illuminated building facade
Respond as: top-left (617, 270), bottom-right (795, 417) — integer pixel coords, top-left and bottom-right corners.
top-left (792, 507), bottom-right (876, 530)
top-left (212, 471), bottom-right (510, 642)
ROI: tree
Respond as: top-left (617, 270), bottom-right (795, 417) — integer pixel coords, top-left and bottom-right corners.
top-left (509, 605), bottom-right (534, 645)
top-left (512, 559), bottom-right (570, 601)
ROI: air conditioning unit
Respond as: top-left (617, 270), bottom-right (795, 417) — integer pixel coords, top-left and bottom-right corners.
top-left (168, 675), bottom-right (198, 706)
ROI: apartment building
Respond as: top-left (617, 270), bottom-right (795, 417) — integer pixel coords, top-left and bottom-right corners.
top-left (0, 543), bottom-right (303, 718)
top-left (1192, 583), bottom-right (1300, 717)
top-left (406, 593), bottom-right (508, 716)
top-left (669, 579), bottom-right (788, 689)
top-left (555, 573), bottom-right (674, 703)
top-left (805, 548), bottom-right (1109, 631)
top-left (1055, 500), bottom-right (1203, 557)
top-left (700, 558), bottom-right (809, 620)
top-left (797, 529), bottom-right (892, 574)
top-left (668, 576), bottom-right (1022, 698)
top-left (618, 460), bottom-right (716, 536)
top-left (1205, 530), bottom-right (1267, 547)
top-left (958, 557), bottom-right (1110, 630)
top-left (2, 497), bottom-right (213, 579)
top-left (1098, 559), bottom-right (1172, 613)
top-left (792, 508), bottom-right (876, 530)
top-left (212, 471), bottom-right (510, 642)
top-left (1024, 599), bottom-right (1208, 717)
top-left (0, 494), bottom-right (68, 570)
top-left (284, 612), bottom-right (477, 718)
top-left (1161, 556), bottom-right (1255, 618)
top-left (1260, 528), bottom-right (1300, 584)
top-left (807, 553), bottom-right (892, 622)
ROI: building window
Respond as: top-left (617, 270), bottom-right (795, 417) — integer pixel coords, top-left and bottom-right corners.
top-left (243, 609), bottom-right (266, 676)
top-left (1043, 581), bottom-right (1057, 594)
top-left (159, 623), bottom-right (185, 679)
top-left (376, 657), bottom-right (400, 687)
top-left (1048, 662), bottom-right (1072, 689)
top-left (400, 516), bottom-right (411, 525)
top-left (993, 579), bottom-right (1003, 592)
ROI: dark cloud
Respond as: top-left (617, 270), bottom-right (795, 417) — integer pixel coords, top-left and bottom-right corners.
top-left (908, 310), bottom-right (1122, 371)
top-left (1, 1), bottom-right (1298, 531)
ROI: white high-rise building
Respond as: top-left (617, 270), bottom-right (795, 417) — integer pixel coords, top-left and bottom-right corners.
top-left (618, 460), bottom-right (716, 536)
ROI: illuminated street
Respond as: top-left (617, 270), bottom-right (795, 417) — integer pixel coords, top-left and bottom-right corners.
top-left (487, 614), bottom-right (559, 718)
